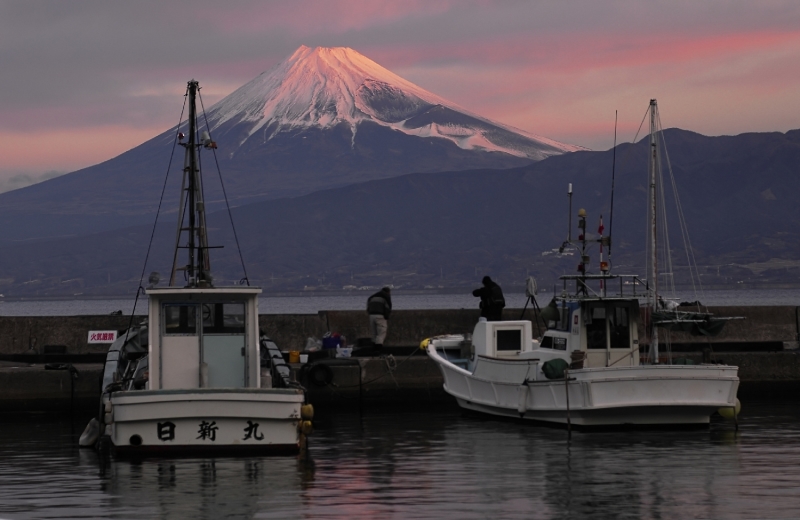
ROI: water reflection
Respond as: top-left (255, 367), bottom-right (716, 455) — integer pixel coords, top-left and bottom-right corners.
top-left (0, 402), bottom-right (799, 519)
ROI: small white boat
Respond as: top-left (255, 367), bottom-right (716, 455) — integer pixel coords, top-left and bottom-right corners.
top-left (84, 80), bottom-right (311, 456)
top-left (425, 100), bottom-right (740, 428)
top-left (425, 299), bottom-right (739, 427)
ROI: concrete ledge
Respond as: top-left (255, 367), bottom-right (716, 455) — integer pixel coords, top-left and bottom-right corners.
top-left (302, 357), bottom-right (449, 406)
top-left (0, 362), bottom-right (102, 412)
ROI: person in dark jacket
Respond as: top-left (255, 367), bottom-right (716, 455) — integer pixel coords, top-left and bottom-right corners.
top-left (472, 276), bottom-right (505, 321)
top-left (366, 286), bottom-right (392, 347)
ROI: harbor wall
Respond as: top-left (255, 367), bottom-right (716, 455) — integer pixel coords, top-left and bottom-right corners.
top-left (0, 306), bottom-right (798, 412)
top-left (1, 305), bottom-right (797, 356)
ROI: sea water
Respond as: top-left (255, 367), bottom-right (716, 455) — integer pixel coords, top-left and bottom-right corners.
top-left (0, 400), bottom-right (799, 519)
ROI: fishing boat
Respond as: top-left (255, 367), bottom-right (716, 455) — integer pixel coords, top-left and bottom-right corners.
top-left (424, 100), bottom-right (740, 428)
top-left (80, 80), bottom-right (311, 455)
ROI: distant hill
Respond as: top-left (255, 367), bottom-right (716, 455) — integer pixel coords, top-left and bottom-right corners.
top-left (0, 46), bottom-right (579, 243)
top-left (1, 127), bottom-right (799, 298)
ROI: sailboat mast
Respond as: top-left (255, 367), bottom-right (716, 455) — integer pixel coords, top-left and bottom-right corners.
top-left (649, 99), bottom-right (659, 363)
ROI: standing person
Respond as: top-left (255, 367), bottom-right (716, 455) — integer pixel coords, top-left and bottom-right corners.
top-left (367, 286), bottom-right (392, 348)
top-left (472, 276), bottom-right (505, 321)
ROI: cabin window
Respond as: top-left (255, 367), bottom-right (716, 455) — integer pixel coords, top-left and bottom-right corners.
top-left (202, 302), bottom-right (246, 334)
top-left (586, 306), bottom-right (607, 349)
top-left (609, 307), bottom-right (630, 349)
top-left (496, 329), bottom-right (522, 351)
top-left (164, 304), bottom-right (197, 335)
top-left (540, 336), bottom-right (568, 350)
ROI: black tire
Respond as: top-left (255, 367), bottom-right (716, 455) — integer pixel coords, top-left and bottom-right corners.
top-left (307, 363), bottom-right (333, 387)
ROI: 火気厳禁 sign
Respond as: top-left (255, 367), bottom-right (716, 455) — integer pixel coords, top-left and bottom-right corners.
top-left (88, 331), bottom-right (118, 343)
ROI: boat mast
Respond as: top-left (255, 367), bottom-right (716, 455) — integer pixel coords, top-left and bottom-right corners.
top-left (649, 99), bottom-right (659, 363)
top-left (170, 80), bottom-right (211, 287)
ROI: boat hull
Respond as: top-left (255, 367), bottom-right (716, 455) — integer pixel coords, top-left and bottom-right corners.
top-left (107, 388), bottom-right (305, 455)
top-left (430, 349), bottom-right (739, 427)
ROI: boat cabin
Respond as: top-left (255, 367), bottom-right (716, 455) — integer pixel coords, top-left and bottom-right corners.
top-left (146, 287), bottom-right (262, 390)
top-left (539, 297), bottom-right (640, 368)
top-left (472, 319), bottom-right (534, 358)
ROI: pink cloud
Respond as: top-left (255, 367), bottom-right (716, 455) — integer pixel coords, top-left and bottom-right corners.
top-left (190, 0), bottom-right (455, 35)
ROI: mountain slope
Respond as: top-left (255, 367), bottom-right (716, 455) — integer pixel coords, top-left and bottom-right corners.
top-left (2, 128), bottom-right (799, 297)
top-left (0, 46), bottom-right (579, 242)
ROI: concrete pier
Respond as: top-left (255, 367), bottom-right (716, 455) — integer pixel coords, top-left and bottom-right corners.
top-left (0, 306), bottom-right (798, 412)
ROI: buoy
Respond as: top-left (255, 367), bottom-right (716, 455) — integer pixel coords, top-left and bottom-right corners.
top-left (517, 384), bottom-right (528, 415)
top-left (79, 417), bottom-right (100, 447)
top-left (718, 398), bottom-right (741, 419)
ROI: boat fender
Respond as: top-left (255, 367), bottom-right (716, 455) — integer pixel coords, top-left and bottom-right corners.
top-left (299, 420), bottom-right (313, 435)
top-left (307, 363), bottom-right (333, 387)
top-left (301, 404), bottom-right (315, 421)
top-left (79, 418), bottom-right (100, 448)
top-left (718, 398), bottom-right (741, 419)
top-left (517, 382), bottom-right (529, 416)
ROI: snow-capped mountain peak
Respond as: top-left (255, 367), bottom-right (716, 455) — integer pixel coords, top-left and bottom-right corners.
top-left (208, 45), bottom-right (581, 159)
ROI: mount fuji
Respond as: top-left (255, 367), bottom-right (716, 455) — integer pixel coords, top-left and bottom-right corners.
top-left (209, 45), bottom-right (579, 161)
top-left (0, 46), bottom-right (581, 242)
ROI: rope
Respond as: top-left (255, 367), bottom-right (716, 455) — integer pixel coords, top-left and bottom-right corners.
top-left (198, 91), bottom-right (251, 286)
top-left (656, 112), bottom-right (705, 306)
top-left (608, 345), bottom-right (640, 367)
top-left (124, 86), bottom-right (188, 340)
top-left (384, 354), bottom-right (399, 388)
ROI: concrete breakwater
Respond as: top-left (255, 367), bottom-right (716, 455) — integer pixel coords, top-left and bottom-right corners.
top-left (0, 306), bottom-right (798, 412)
top-left (2, 306), bottom-right (798, 356)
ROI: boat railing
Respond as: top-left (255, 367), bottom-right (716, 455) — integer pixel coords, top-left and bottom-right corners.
top-left (558, 273), bottom-right (651, 300)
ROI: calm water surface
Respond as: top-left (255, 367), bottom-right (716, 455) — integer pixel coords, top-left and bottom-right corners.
top-left (1, 401), bottom-right (799, 519)
top-left (1, 288), bottom-right (799, 316)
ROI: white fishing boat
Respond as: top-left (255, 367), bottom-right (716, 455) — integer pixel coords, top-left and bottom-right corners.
top-left (424, 100), bottom-right (740, 428)
top-left (81, 80), bottom-right (311, 455)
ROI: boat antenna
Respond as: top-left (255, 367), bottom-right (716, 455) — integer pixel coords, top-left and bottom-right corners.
top-left (170, 80), bottom-right (212, 287)
top-left (559, 183), bottom-right (573, 253)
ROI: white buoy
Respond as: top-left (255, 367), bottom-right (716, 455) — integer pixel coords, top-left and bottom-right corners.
top-left (517, 384), bottom-right (529, 415)
top-left (79, 417), bottom-right (100, 447)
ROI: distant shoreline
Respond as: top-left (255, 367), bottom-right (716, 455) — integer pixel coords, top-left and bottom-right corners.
top-left (2, 283), bottom-right (799, 302)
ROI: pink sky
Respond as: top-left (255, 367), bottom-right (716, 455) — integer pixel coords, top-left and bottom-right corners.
top-left (1, 0), bottom-right (799, 192)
